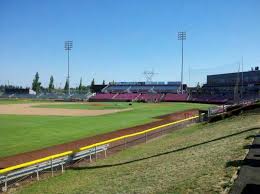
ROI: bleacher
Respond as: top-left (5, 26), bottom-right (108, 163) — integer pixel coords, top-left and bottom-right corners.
top-left (191, 68), bottom-right (260, 104)
top-left (153, 85), bottom-right (179, 93)
top-left (114, 93), bottom-right (139, 101)
top-left (129, 85), bottom-right (153, 93)
top-left (103, 84), bottom-right (180, 94)
top-left (0, 94), bottom-right (37, 99)
top-left (89, 81), bottom-right (187, 102)
top-left (90, 93), bottom-right (116, 100)
top-left (104, 85), bottom-right (130, 93)
top-left (137, 93), bottom-right (163, 102)
top-left (163, 93), bottom-right (188, 102)
top-left (0, 92), bottom-right (91, 101)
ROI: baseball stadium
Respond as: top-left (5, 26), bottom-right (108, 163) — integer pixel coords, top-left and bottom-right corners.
top-left (1, 1), bottom-right (260, 194)
top-left (0, 66), bottom-right (260, 194)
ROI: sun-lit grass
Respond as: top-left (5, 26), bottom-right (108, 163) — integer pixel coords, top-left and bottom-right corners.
top-left (0, 101), bottom-right (212, 158)
top-left (32, 102), bottom-right (132, 110)
top-left (15, 110), bottom-right (260, 194)
top-left (0, 99), bottom-right (49, 104)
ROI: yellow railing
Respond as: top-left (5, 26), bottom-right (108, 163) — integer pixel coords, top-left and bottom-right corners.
top-left (0, 115), bottom-right (199, 175)
top-left (0, 151), bottom-right (72, 174)
top-left (79, 115), bottom-right (199, 150)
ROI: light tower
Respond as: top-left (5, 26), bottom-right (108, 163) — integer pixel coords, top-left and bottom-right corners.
top-left (178, 32), bottom-right (186, 94)
top-left (64, 40), bottom-right (73, 95)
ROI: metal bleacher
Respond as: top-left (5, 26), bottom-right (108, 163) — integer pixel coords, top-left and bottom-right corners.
top-left (0, 92), bottom-right (91, 101)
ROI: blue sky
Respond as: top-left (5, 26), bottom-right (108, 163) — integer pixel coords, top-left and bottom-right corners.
top-left (0, 0), bottom-right (260, 87)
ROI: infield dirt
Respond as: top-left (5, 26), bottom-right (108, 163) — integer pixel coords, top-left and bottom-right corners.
top-left (0, 102), bottom-right (130, 116)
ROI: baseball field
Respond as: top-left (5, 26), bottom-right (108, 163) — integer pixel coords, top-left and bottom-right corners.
top-left (0, 99), bottom-right (211, 159)
top-left (14, 107), bottom-right (260, 194)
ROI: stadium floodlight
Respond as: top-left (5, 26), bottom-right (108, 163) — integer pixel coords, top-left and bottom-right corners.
top-left (178, 32), bottom-right (186, 94)
top-left (64, 41), bottom-right (73, 95)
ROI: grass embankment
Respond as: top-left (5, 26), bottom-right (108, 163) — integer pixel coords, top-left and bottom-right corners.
top-left (15, 110), bottom-right (260, 194)
top-left (0, 101), bottom-right (211, 158)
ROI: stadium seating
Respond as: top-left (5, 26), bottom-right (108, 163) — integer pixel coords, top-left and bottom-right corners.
top-left (130, 85), bottom-right (153, 93)
top-left (190, 95), bottom-right (228, 104)
top-left (153, 85), bottom-right (179, 93)
top-left (91, 93), bottom-right (116, 100)
top-left (101, 84), bottom-right (184, 94)
top-left (163, 94), bottom-right (188, 102)
top-left (114, 93), bottom-right (139, 101)
top-left (137, 93), bottom-right (163, 102)
top-left (104, 85), bottom-right (130, 93)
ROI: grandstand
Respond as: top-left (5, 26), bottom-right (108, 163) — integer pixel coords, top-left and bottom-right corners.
top-left (1, 68), bottom-right (259, 104)
top-left (90, 68), bottom-right (260, 104)
top-left (190, 67), bottom-right (260, 104)
top-left (90, 81), bottom-right (188, 102)
top-left (0, 87), bottom-right (92, 101)
top-left (164, 93), bottom-right (188, 102)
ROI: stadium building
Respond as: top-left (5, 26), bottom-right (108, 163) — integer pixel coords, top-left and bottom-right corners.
top-left (190, 67), bottom-right (260, 103)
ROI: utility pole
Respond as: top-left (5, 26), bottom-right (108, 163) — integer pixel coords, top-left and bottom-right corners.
top-left (178, 32), bottom-right (186, 94)
top-left (64, 41), bottom-right (73, 95)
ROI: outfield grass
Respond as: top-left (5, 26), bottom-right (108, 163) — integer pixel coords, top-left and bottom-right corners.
top-left (0, 99), bottom-right (52, 104)
top-left (32, 102), bottom-right (132, 110)
top-left (0, 101), bottom-right (211, 158)
top-left (15, 110), bottom-right (260, 194)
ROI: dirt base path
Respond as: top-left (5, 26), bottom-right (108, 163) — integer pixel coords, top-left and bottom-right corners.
top-left (0, 103), bottom-right (130, 116)
top-left (0, 109), bottom-right (199, 169)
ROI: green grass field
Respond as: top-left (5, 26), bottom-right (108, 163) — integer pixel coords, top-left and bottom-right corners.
top-left (0, 100), bottom-right (212, 158)
top-left (32, 102), bottom-right (132, 110)
top-left (0, 99), bottom-right (48, 104)
top-left (15, 109), bottom-right (260, 194)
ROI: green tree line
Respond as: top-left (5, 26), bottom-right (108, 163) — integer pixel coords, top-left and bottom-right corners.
top-left (31, 72), bottom-right (106, 94)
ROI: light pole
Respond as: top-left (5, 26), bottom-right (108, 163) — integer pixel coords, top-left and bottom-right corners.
top-left (64, 40), bottom-right (73, 95)
top-left (178, 32), bottom-right (186, 94)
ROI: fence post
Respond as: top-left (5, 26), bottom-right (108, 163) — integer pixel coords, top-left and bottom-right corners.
top-left (89, 154), bottom-right (92, 162)
top-left (95, 146), bottom-right (97, 161)
top-left (61, 160), bottom-right (64, 174)
top-left (124, 138), bottom-right (127, 149)
top-left (104, 149), bottom-right (107, 158)
top-left (51, 159), bottom-right (53, 177)
top-left (36, 165), bottom-right (39, 181)
top-left (4, 175), bottom-right (8, 192)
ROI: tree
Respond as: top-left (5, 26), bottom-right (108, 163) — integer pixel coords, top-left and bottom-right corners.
top-left (91, 78), bottom-right (95, 86)
top-left (48, 75), bottom-right (54, 92)
top-left (90, 78), bottom-right (95, 93)
top-left (78, 78), bottom-right (83, 93)
top-left (102, 80), bottom-right (105, 85)
top-left (64, 79), bottom-right (69, 93)
top-left (32, 72), bottom-right (41, 94)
